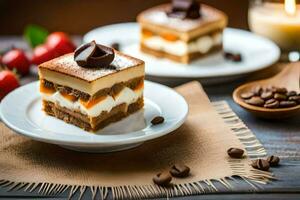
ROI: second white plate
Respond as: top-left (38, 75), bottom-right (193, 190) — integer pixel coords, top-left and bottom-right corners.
top-left (84, 23), bottom-right (280, 83)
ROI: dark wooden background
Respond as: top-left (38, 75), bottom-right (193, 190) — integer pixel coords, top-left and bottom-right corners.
top-left (0, 0), bottom-right (248, 35)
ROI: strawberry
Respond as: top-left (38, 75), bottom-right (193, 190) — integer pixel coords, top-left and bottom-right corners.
top-left (0, 70), bottom-right (20, 100)
top-left (2, 49), bottom-right (31, 76)
top-left (46, 32), bottom-right (76, 56)
top-left (31, 44), bottom-right (55, 65)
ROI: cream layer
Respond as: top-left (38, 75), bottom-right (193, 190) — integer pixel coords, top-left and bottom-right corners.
top-left (38, 64), bottom-right (144, 96)
top-left (142, 33), bottom-right (222, 56)
top-left (41, 86), bottom-right (143, 117)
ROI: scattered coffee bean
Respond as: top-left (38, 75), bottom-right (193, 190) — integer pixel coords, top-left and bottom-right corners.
top-left (289, 95), bottom-right (300, 103)
top-left (153, 172), bottom-right (172, 186)
top-left (287, 91), bottom-right (297, 97)
top-left (279, 101), bottom-right (297, 108)
top-left (232, 54), bottom-right (242, 62)
top-left (251, 159), bottom-right (270, 171)
top-left (260, 91), bottom-right (273, 100)
top-left (264, 100), bottom-right (279, 108)
top-left (241, 92), bottom-right (254, 99)
top-left (111, 42), bottom-right (120, 51)
top-left (245, 97), bottom-right (265, 106)
top-left (151, 116), bottom-right (164, 125)
top-left (223, 52), bottom-right (232, 59)
top-left (227, 148), bottom-right (244, 158)
top-left (274, 93), bottom-right (287, 101)
top-left (274, 87), bottom-right (287, 94)
top-left (267, 155), bottom-right (280, 167)
top-left (170, 164), bottom-right (190, 178)
top-left (223, 52), bottom-right (242, 62)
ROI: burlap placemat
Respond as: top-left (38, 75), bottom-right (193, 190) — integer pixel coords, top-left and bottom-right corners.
top-left (0, 81), bottom-right (273, 199)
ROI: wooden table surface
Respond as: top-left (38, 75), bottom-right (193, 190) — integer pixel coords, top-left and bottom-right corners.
top-left (0, 37), bottom-right (299, 200)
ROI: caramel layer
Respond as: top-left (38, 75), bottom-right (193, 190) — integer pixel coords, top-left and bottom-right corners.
top-left (141, 28), bottom-right (223, 43)
top-left (41, 76), bottom-right (144, 101)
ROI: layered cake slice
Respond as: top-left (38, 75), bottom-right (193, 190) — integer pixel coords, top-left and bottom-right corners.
top-left (38, 41), bottom-right (145, 132)
top-left (137, 0), bottom-right (228, 63)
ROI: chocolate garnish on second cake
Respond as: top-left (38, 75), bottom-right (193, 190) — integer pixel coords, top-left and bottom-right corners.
top-left (167, 0), bottom-right (201, 19)
top-left (74, 40), bottom-right (115, 68)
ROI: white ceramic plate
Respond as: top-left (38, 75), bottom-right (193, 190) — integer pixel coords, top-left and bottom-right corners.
top-left (0, 81), bottom-right (188, 153)
top-left (84, 23), bottom-right (280, 84)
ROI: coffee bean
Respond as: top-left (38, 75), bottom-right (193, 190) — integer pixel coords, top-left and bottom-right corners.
top-left (245, 97), bottom-right (265, 106)
top-left (232, 54), bottom-right (242, 62)
top-left (224, 52), bottom-right (233, 59)
top-left (260, 91), bottom-right (273, 100)
top-left (153, 172), bottom-right (172, 186)
top-left (287, 91), bottom-right (297, 97)
top-left (241, 92), bottom-right (254, 99)
top-left (279, 101), bottom-right (297, 108)
top-left (223, 52), bottom-right (242, 62)
top-left (265, 99), bottom-right (276, 104)
top-left (267, 155), bottom-right (280, 167)
top-left (111, 42), bottom-right (120, 51)
top-left (264, 86), bottom-right (274, 92)
top-left (274, 87), bottom-right (287, 94)
top-left (227, 148), bottom-right (244, 158)
top-left (289, 96), bottom-right (300, 103)
top-left (252, 86), bottom-right (263, 96)
top-left (251, 159), bottom-right (270, 171)
top-left (274, 93), bottom-right (287, 101)
top-left (170, 164), bottom-right (190, 178)
top-left (264, 100), bottom-right (279, 108)
top-left (151, 116), bottom-right (164, 125)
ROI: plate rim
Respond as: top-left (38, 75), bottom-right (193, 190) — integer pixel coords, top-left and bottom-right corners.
top-left (83, 22), bottom-right (281, 78)
top-left (0, 80), bottom-right (188, 146)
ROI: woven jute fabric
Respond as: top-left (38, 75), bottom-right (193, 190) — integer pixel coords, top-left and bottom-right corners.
top-left (0, 81), bottom-right (272, 199)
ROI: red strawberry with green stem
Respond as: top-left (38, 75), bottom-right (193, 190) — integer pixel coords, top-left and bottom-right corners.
top-left (46, 32), bottom-right (76, 56)
top-left (31, 44), bottom-right (55, 65)
top-left (2, 49), bottom-right (31, 76)
top-left (0, 70), bottom-right (20, 100)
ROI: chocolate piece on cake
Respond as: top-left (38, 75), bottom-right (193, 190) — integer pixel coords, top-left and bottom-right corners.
top-left (137, 1), bottom-right (228, 64)
top-left (38, 43), bottom-right (145, 132)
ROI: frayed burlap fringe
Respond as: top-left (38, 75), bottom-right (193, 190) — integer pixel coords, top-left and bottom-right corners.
top-left (0, 101), bottom-right (274, 199)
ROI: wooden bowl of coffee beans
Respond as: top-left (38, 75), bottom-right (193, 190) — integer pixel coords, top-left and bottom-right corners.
top-left (233, 84), bottom-right (300, 119)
